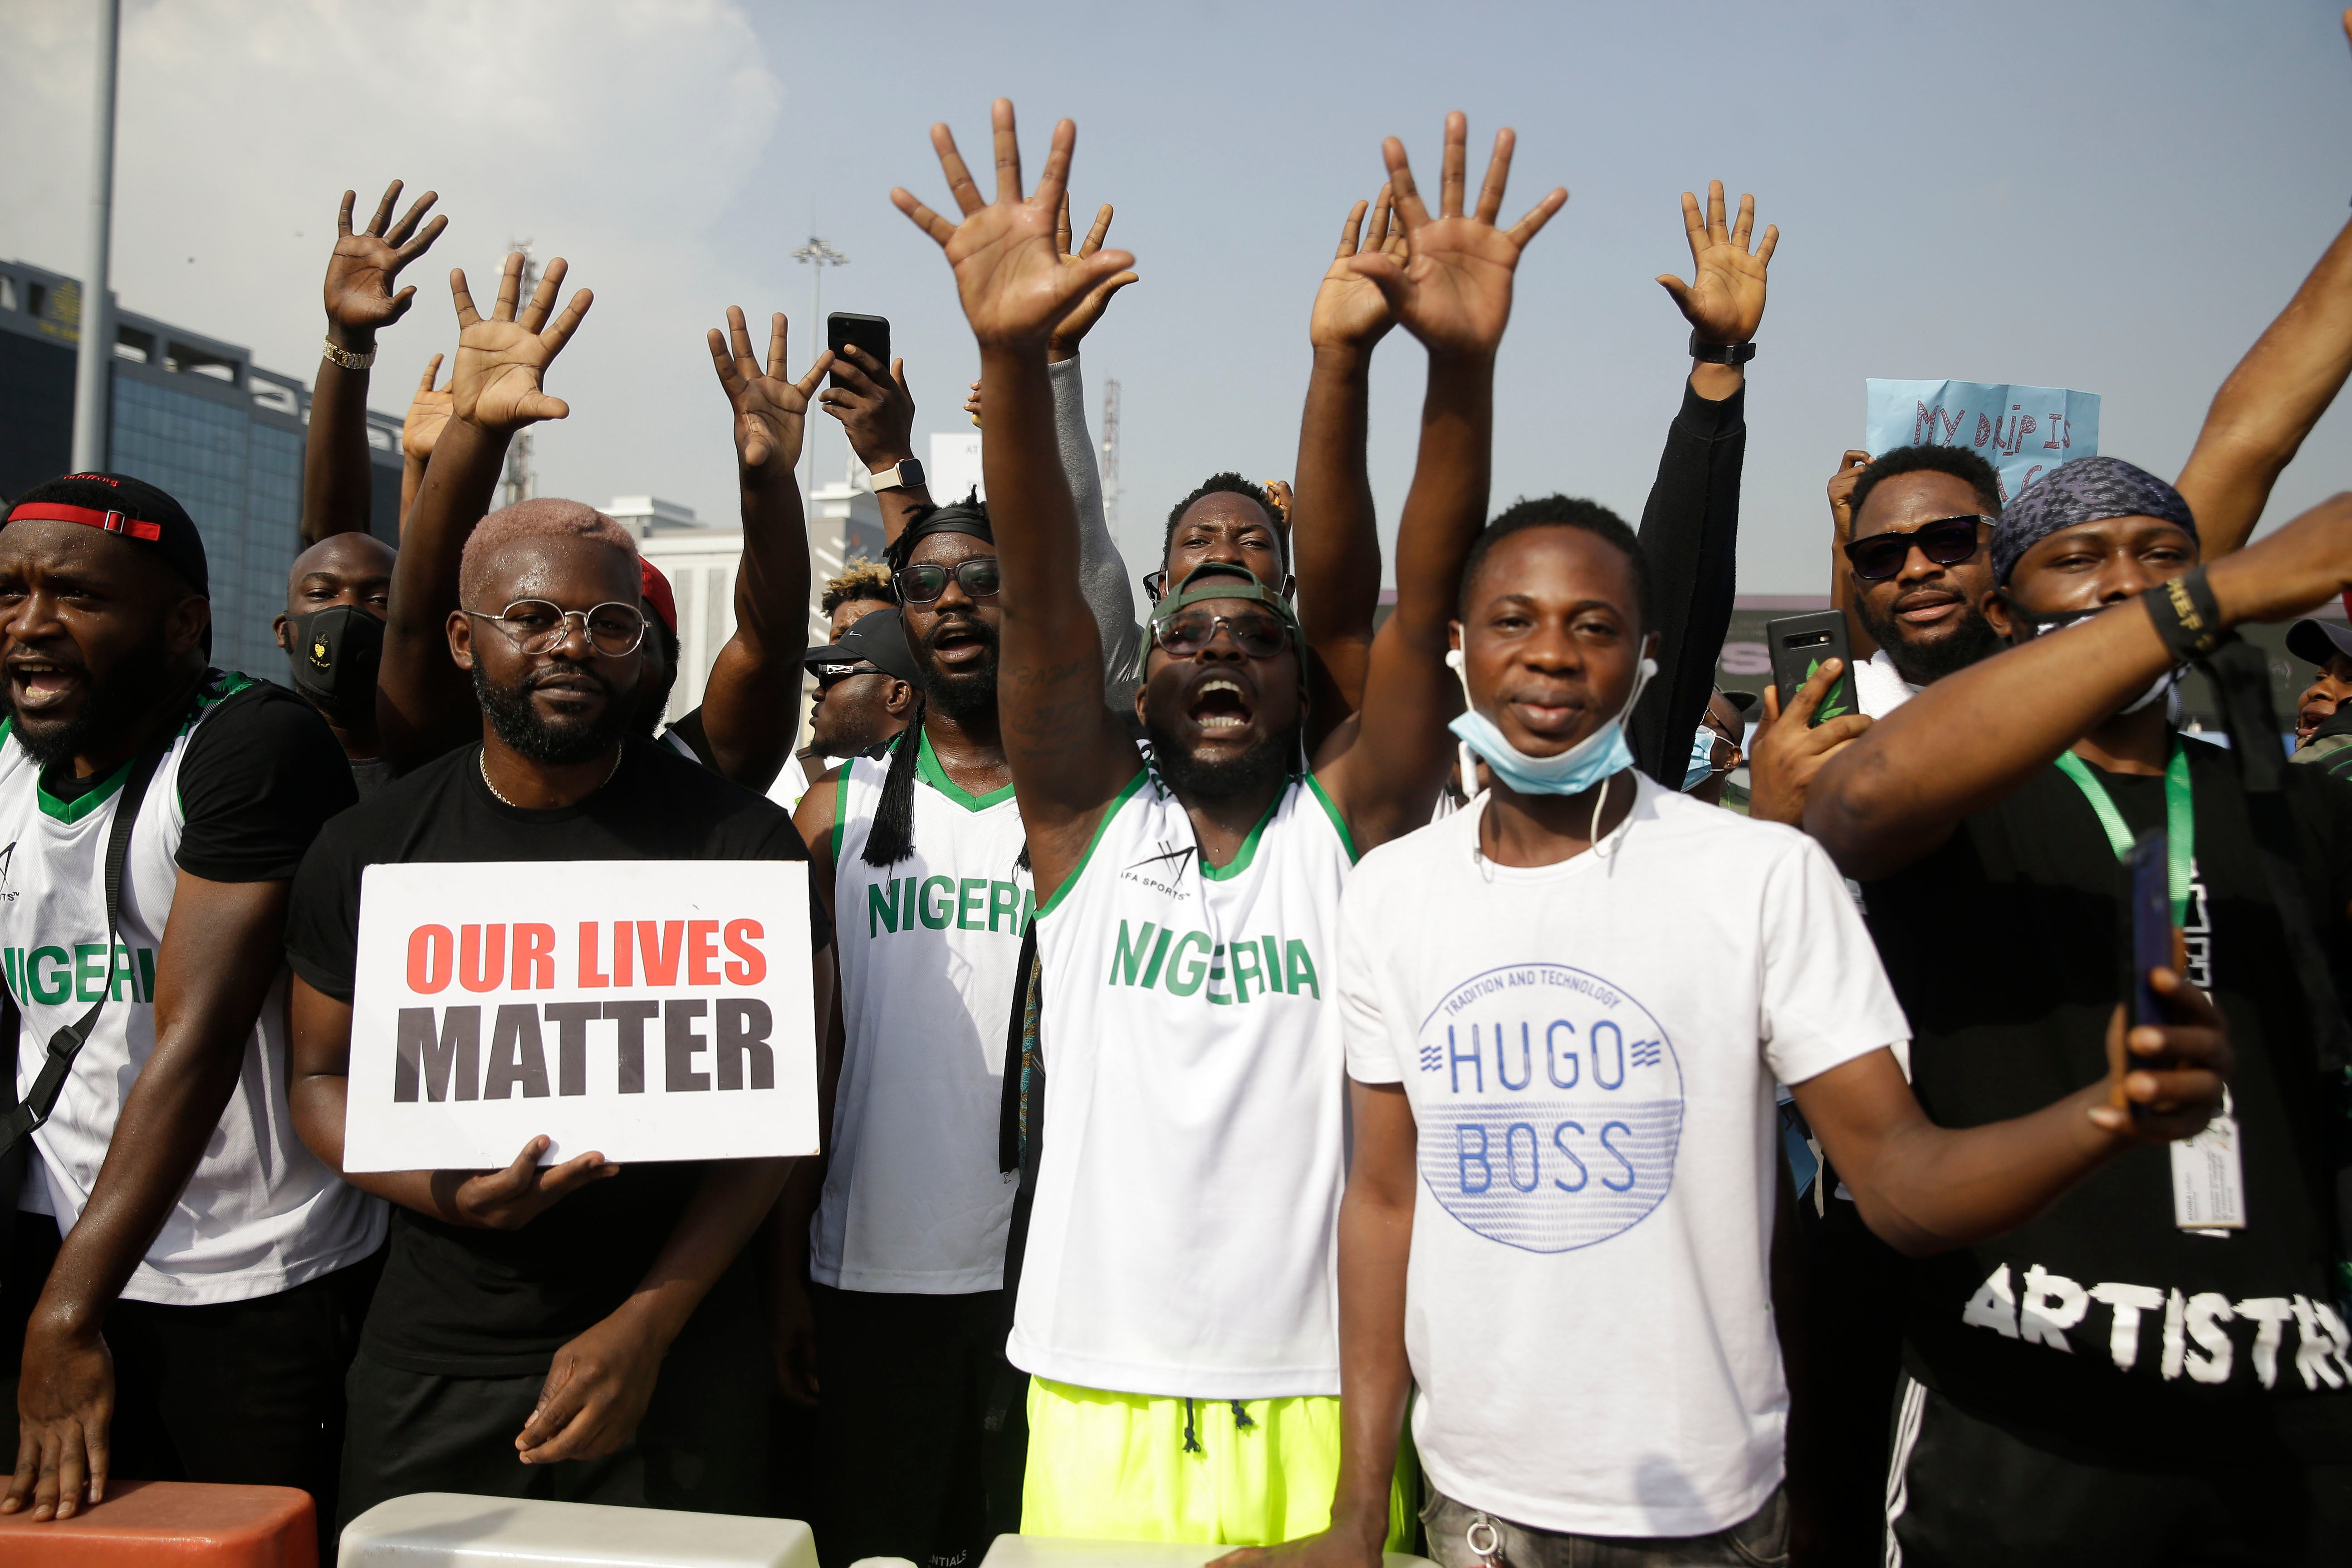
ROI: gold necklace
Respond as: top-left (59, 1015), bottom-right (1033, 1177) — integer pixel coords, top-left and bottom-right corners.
top-left (480, 745), bottom-right (624, 808)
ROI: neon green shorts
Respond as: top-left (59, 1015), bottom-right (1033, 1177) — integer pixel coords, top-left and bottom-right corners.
top-left (1021, 1377), bottom-right (1416, 1548)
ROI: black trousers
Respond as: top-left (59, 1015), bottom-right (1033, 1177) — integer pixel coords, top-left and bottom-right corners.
top-left (1, 1213), bottom-right (380, 1560)
top-left (1885, 1376), bottom-right (2352, 1567)
top-left (337, 1254), bottom-right (770, 1530)
top-left (809, 1282), bottom-right (1020, 1568)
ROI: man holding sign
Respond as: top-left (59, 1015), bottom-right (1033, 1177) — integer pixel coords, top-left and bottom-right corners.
top-left (284, 499), bottom-right (828, 1526)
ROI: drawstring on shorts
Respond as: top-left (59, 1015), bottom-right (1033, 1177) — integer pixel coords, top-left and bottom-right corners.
top-left (1179, 1397), bottom-right (1257, 1454)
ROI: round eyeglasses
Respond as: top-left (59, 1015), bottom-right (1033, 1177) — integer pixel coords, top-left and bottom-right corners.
top-left (464, 599), bottom-right (648, 657)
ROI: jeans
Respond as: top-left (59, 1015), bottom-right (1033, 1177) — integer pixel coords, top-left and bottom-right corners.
top-left (1421, 1486), bottom-right (1788, 1568)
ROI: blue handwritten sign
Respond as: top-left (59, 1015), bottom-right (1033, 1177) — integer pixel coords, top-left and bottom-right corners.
top-left (1865, 379), bottom-right (2099, 505)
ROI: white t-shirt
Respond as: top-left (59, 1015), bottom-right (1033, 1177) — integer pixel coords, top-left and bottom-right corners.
top-left (1853, 648), bottom-right (1919, 720)
top-left (1013, 769), bottom-right (1355, 1399)
top-left (1339, 773), bottom-right (1908, 1537)
top-left (815, 732), bottom-right (1029, 1291)
top-left (4, 677), bottom-right (385, 1305)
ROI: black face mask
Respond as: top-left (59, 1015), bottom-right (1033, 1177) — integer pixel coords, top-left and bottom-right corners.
top-left (287, 604), bottom-right (384, 723)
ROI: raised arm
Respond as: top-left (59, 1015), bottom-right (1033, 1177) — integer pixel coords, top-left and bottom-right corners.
top-left (397, 354), bottom-right (453, 538)
top-left (1314, 113), bottom-right (1567, 852)
top-left (376, 255), bottom-right (592, 772)
top-left (890, 101), bottom-right (1142, 899)
top-left (1291, 188), bottom-right (1409, 716)
top-left (1827, 450), bottom-right (1877, 657)
top-left (1805, 491), bottom-right (2352, 879)
top-left (699, 307), bottom-right (831, 790)
top-left (1625, 181), bottom-right (1774, 786)
top-left (822, 345), bottom-right (932, 545)
top-left (300, 181), bottom-right (446, 546)
top-left (2171, 12), bottom-right (2352, 557)
top-left (1044, 196), bottom-right (1144, 679)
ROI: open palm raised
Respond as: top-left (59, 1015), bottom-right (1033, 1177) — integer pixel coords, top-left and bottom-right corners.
top-left (448, 253), bottom-right (593, 434)
top-left (1342, 113), bottom-right (1568, 360)
top-left (892, 100), bottom-right (1136, 350)
top-left (1655, 181), bottom-right (1778, 346)
top-left (706, 305), bottom-right (830, 473)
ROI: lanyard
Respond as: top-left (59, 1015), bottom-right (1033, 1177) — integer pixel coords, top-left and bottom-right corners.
top-left (2053, 741), bottom-right (2193, 926)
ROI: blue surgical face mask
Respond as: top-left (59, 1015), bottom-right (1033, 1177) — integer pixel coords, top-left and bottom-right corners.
top-left (1682, 724), bottom-right (1717, 791)
top-left (1446, 652), bottom-right (1657, 797)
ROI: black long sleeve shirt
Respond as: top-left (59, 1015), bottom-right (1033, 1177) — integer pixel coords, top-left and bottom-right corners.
top-left (1626, 378), bottom-right (1747, 789)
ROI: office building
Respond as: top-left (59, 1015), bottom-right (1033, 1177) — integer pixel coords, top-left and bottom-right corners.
top-left (0, 256), bottom-right (403, 680)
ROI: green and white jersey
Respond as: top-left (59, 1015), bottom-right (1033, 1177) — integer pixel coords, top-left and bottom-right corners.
top-left (3, 673), bottom-right (382, 1305)
top-left (815, 730), bottom-right (1032, 1292)
top-left (1011, 767), bottom-right (1356, 1399)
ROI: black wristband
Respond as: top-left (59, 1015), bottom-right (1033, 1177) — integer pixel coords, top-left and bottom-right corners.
top-left (2142, 566), bottom-right (2228, 662)
top-left (1688, 332), bottom-right (1756, 365)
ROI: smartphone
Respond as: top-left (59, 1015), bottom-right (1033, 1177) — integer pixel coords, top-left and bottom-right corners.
top-left (2124, 826), bottom-right (2171, 1030)
top-left (1765, 611), bottom-right (1858, 726)
top-left (827, 313), bottom-right (890, 387)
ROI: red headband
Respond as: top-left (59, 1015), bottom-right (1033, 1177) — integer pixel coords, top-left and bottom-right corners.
top-left (5, 501), bottom-right (164, 542)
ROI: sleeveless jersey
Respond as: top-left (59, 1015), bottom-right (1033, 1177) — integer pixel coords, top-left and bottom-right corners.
top-left (2, 679), bottom-right (384, 1305)
top-left (1012, 768), bottom-right (1357, 1399)
top-left (815, 730), bottom-right (1033, 1292)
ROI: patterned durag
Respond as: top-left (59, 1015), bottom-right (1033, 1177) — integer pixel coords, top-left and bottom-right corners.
top-left (1989, 456), bottom-right (2198, 586)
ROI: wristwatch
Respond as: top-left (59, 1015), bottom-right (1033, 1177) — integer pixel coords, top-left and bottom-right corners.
top-left (870, 458), bottom-right (926, 492)
top-left (1688, 332), bottom-right (1756, 365)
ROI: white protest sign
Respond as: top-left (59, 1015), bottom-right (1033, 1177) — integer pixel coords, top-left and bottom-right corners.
top-left (1864, 379), bottom-right (2100, 505)
top-left (343, 860), bottom-right (817, 1173)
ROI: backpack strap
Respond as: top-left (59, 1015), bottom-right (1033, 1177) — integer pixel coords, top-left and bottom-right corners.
top-left (0, 737), bottom-right (172, 1160)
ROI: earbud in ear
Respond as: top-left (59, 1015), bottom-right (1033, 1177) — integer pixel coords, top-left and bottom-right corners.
top-left (1445, 648), bottom-right (1465, 671)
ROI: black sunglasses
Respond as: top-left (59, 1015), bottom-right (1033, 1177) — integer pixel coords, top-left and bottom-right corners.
top-left (813, 661), bottom-right (883, 689)
top-left (1151, 608), bottom-right (1291, 659)
top-left (893, 559), bottom-right (1001, 605)
top-left (1842, 515), bottom-right (1992, 583)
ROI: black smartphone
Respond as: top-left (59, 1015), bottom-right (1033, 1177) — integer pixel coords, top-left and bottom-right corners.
top-left (827, 312), bottom-right (890, 388)
top-left (1765, 610), bottom-right (1858, 726)
top-left (2124, 826), bottom-right (2171, 1030)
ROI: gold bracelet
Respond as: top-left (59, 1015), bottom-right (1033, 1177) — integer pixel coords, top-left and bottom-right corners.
top-left (321, 337), bottom-right (377, 371)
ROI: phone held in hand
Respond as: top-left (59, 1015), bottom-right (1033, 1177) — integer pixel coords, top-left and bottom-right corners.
top-left (827, 313), bottom-right (889, 388)
top-left (2123, 825), bottom-right (2171, 1035)
top-left (1764, 611), bottom-right (1857, 728)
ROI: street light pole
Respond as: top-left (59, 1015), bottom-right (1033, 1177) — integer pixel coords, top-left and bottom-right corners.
top-left (70, 0), bottom-right (121, 472)
top-left (791, 235), bottom-right (848, 515)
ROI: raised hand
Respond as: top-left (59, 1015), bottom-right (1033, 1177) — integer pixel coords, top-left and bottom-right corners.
top-left (892, 99), bottom-right (1135, 351)
top-left (402, 354), bottom-right (453, 465)
top-left (707, 307), bottom-right (830, 473)
top-left (818, 344), bottom-right (916, 470)
top-left (1655, 181), bottom-right (1778, 347)
top-left (1048, 194), bottom-right (1140, 359)
top-left (323, 180), bottom-right (448, 338)
top-left (1310, 185), bottom-right (1411, 352)
top-left (1342, 113), bottom-right (1567, 360)
top-left (448, 255), bottom-right (593, 434)
top-left (1828, 449), bottom-right (1872, 545)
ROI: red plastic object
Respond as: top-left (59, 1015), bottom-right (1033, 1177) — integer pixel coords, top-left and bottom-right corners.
top-left (0, 1480), bottom-right (317, 1566)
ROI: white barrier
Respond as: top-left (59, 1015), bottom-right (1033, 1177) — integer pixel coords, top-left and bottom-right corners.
top-left (337, 1493), bottom-right (819, 1568)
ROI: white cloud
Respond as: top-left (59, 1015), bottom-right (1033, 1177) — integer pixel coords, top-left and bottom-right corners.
top-left (0, 0), bottom-right (783, 523)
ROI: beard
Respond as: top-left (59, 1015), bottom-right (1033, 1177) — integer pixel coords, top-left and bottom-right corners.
top-left (916, 614), bottom-right (1000, 724)
top-left (1855, 598), bottom-right (2005, 686)
top-left (1145, 713), bottom-right (1299, 800)
top-left (473, 661), bottom-right (632, 765)
top-left (13, 633), bottom-right (177, 771)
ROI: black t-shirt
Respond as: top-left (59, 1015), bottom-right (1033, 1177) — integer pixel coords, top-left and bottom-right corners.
top-left (347, 755), bottom-right (393, 801)
top-left (1866, 736), bottom-right (2352, 1463)
top-left (36, 671), bottom-right (358, 882)
top-left (284, 736), bottom-right (826, 1376)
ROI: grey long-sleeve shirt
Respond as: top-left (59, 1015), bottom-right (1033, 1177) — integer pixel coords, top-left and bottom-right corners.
top-left (1047, 353), bottom-right (1144, 684)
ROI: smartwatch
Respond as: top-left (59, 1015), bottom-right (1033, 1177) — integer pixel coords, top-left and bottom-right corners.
top-left (870, 458), bottom-right (926, 492)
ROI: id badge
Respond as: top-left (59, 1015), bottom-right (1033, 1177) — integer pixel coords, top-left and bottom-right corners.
top-left (2171, 1105), bottom-right (2246, 1235)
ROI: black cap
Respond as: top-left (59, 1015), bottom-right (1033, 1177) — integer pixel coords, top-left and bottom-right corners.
top-left (2287, 618), bottom-right (2352, 669)
top-left (5, 472), bottom-right (208, 594)
top-left (804, 605), bottom-right (920, 684)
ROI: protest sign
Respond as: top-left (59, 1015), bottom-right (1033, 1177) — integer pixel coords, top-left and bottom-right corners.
top-left (1865, 379), bottom-right (2099, 504)
top-left (342, 860), bottom-right (818, 1173)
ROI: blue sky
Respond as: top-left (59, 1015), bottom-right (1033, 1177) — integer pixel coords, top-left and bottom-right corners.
top-left (5, 0), bottom-right (2349, 603)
